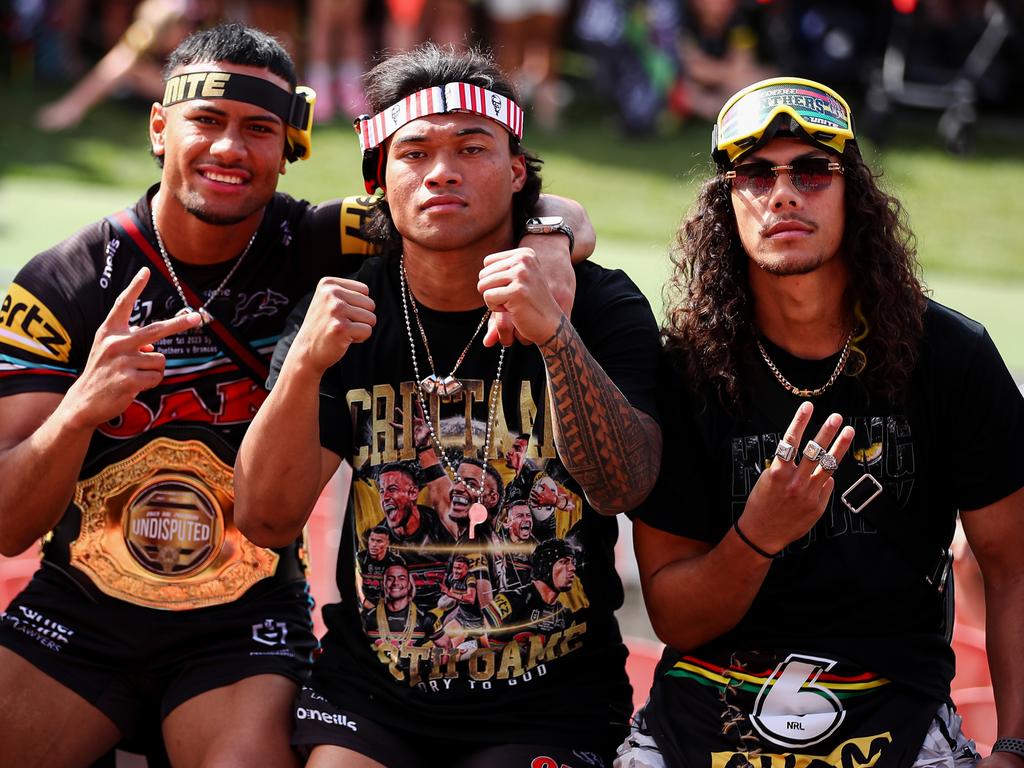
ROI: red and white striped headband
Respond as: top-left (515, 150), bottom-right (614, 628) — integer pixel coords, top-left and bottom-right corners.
top-left (355, 82), bottom-right (525, 151)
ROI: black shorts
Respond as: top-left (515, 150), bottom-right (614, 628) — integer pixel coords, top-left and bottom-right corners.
top-left (291, 685), bottom-right (610, 768)
top-left (0, 563), bottom-right (316, 735)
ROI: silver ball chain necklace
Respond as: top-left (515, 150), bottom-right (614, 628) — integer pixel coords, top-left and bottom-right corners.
top-left (398, 255), bottom-right (505, 539)
top-left (150, 207), bottom-right (257, 327)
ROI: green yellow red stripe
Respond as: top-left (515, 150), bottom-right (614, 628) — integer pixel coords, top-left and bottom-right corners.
top-left (666, 656), bottom-right (890, 698)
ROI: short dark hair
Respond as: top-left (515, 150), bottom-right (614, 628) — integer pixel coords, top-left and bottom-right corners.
top-left (377, 461), bottom-right (419, 486)
top-left (154, 24), bottom-right (296, 168)
top-left (164, 23), bottom-right (297, 88)
top-left (360, 43), bottom-right (543, 256)
top-left (451, 452), bottom-right (505, 499)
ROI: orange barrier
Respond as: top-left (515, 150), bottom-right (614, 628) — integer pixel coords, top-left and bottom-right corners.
top-left (952, 685), bottom-right (996, 756)
top-left (0, 550), bottom-right (39, 610)
top-left (951, 621), bottom-right (991, 691)
top-left (624, 634), bottom-right (664, 715)
top-left (950, 620), bottom-right (994, 757)
top-left (304, 467), bottom-right (348, 639)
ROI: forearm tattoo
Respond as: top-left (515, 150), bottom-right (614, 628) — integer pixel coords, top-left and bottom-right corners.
top-left (540, 316), bottom-right (661, 513)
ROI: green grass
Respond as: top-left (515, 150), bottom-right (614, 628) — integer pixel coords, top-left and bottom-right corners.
top-left (2, 84), bottom-right (1022, 373)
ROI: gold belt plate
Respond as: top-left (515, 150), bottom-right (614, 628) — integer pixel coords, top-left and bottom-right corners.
top-left (70, 437), bottom-right (279, 610)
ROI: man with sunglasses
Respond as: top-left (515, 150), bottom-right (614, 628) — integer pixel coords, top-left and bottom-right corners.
top-left (620, 77), bottom-right (1024, 768)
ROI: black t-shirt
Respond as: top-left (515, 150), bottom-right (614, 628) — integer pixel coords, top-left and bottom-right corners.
top-left (0, 186), bottom-right (368, 602)
top-left (270, 254), bottom-right (661, 747)
top-left (638, 300), bottom-right (1024, 704)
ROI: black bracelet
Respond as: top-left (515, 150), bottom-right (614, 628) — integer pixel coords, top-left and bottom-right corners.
top-left (993, 738), bottom-right (1024, 759)
top-left (733, 519), bottom-right (780, 559)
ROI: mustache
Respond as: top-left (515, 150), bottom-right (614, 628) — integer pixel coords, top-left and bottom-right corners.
top-left (760, 214), bottom-right (817, 236)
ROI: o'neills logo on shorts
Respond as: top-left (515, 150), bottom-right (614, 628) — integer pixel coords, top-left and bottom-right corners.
top-left (123, 477), bottom-right (222, 576)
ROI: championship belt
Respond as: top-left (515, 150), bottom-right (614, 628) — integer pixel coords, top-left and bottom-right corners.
top-left (70, 437), bottom-right (279, 610)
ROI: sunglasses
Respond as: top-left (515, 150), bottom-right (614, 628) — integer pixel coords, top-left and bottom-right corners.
top-left (726, 158), bottom-right (843, 195)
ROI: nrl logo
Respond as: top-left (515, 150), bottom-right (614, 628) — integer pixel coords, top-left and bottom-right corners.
top-left (490, 94), bottom-right (502, 116)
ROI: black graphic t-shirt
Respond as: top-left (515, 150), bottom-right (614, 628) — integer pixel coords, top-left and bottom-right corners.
top-left (272, 254), bottom-right (660, 747)
top-left (0, 186), bottom-right (369, 603)
top-left (636, 300), bottom-right (1024, 766)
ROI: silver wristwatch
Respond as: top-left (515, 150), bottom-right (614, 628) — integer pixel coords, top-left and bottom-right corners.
top-left (525, 216), bottom-right (574, 255)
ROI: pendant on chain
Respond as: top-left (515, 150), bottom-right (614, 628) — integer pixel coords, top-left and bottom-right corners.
top-left (468, 502), bottom-right (488, 540)
top-left (176, 306), bottom-right (213, 327)
top-left (420, 374), bottom-right (464, 400)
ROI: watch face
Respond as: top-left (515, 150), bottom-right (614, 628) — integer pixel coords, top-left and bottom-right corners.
top-left (530, 216), bottom-right (564, 227)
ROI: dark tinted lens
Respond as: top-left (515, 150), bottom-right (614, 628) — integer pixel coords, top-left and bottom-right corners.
top-left (790, 158), bottom-right (835, 192)
top-left (731, 163), bottom-right (776, 195)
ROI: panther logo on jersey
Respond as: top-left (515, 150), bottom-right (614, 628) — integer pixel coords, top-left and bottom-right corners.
top-left (232, 289), bottom-right (288, 325)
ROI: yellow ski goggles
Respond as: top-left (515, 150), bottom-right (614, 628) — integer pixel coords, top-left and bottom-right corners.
top-left (712, 77), bottom-right (855, 167)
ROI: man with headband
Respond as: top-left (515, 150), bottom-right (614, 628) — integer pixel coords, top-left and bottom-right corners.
top-left (619, 78), bottom-right (1024, 768)
top-left (235, 44), bottom-right (662, 766)
top-left (0, 24), bottom-right (595, 768)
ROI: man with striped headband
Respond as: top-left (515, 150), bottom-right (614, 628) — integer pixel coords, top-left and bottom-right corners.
top-left (236, 44), bottom-right (663, 766)
top-left (620, 78), bottom-right (1024, 768)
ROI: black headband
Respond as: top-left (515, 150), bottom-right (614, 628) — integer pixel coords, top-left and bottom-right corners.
top-left (162, 71), bottom-right (310, 129)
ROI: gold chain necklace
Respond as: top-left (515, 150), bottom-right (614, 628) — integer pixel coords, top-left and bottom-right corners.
top-left (756, 331), bottom-right (853, 398)
top-left (376, 600), bottom-right (417, 648)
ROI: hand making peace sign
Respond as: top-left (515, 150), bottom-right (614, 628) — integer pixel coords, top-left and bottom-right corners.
top-left (63, 268), bottom-right (203, 430)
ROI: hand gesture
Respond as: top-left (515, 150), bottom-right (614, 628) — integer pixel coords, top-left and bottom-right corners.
top-left (390, 401), bottom-right (430, 453)
top-left (289, 277), bottom-right (376, 376)
top-left (738, 402), bottom-right (856, 556)
top-left (64, 268), bottom-right (202, 430)
top-left (483, 239), bottom-right (576, 347)
top-left (477, 248), bottom-right (565, 347)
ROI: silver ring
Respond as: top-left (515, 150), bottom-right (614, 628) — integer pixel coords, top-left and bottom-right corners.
top-left (803, 440), bottom-right (825, 462)
top-left (818, 453), bottom-right (838, 473)
top-left (774, 441), bottom-right (796, 462)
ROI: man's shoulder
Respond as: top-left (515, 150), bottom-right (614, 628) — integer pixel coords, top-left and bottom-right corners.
top-left (14, 213), bottom-right (117, 297)
top-left (35, 217), bottom-right (114, 267)
top-left (569, 262), bottom-right (659, 357)
top-left (918, 298), bottom-right (992, 367)
top-left (921, 298), bottom-right (987, 344)
top-left (348, 254), bottom-right (392, 286)
top-left (573, 261), bottom-right (646, 299)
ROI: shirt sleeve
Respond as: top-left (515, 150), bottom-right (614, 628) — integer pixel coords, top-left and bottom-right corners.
top-left (630, 348), bottom-right (720, 541)
top-left (266, 291), bottom-right (351, 460)
top-left (571, 265), bottom-right (661, 422)
top-left (0, 240), bottom-right (99, 397)
top-left (297, 196), bottom-right (380, 290)
top-left (946, 327), bottom-right (1024, 511)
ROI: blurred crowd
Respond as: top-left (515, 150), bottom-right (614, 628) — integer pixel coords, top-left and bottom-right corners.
top-left (3, 0), bottom-right (1022, 136)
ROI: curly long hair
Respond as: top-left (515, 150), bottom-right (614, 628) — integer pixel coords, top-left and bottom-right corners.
top-left (664, 145), bottom-right (926, 407)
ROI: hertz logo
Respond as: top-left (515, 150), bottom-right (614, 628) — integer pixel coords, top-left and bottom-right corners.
top-left (0, 284), bottom-right (71, 362)
top-left (163, 71), bottom-right (231, 104)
